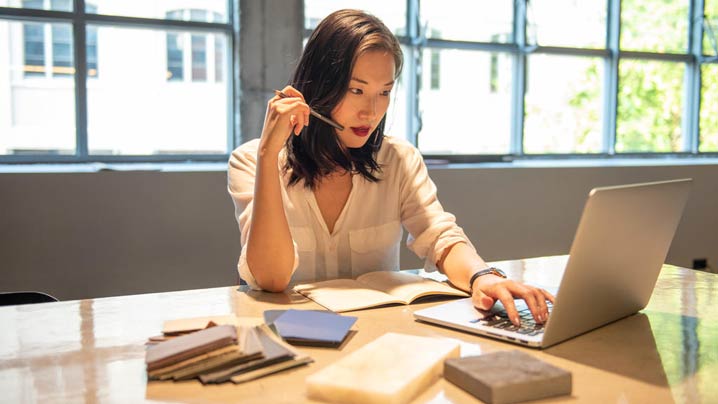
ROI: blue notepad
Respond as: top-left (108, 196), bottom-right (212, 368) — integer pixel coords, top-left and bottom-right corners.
top-left (272, 309), bottom-right (357, 348)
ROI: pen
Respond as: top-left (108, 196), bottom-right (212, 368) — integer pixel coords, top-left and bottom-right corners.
top-left (273, 90), bottom-right (345, 131)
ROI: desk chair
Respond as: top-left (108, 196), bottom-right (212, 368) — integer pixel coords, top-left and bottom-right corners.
top-left (0, 291), bottom-right (58, 306)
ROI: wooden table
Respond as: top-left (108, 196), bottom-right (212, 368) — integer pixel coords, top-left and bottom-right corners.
top-left (2, 256), bottom-right (717, 403)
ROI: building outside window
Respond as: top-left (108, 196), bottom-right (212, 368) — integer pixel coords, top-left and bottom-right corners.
top-left (0, 0), bottom-right (233, 160)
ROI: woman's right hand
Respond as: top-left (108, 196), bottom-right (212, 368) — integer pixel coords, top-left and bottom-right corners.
top-left (258, 85), bottom-right (310, 157)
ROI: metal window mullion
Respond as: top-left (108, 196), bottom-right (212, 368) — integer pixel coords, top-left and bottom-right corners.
top-left (603, 0), bottom-right (620, 155)
top-left (229, 0), bottom-right (239, 151)
top-left (424, 38), bottom-right (517, 52)
top-left (685, 0), bottom-right (705, 153)
top-left (510, 0), bottom-right (527, 156)
top-left (73, 0), bottom-right (88, 157)
top-left (83, 13), bottom-right (231, 33)
top-left (619, 50), bottom-right (692, 62)
top-left (407, 0), bottom-right (420, 146)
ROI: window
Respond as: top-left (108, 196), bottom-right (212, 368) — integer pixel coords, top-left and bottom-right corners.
top-left (1, 0), bottom-right (235, 161)
top-left (164, 10), bottom-right (224, 84)
top-left (304, 0), bottom-right (717, 160)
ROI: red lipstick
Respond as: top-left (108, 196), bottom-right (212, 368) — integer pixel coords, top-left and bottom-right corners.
top-left (351, 126), bottom-right (371, 137)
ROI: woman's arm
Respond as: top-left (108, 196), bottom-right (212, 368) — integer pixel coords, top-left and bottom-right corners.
top-left (393, 140), bottom-right (552, 325)
top-left (246, 86), bottom-right (310, 292)
top-left (439, 242), bottom-right (554, 327)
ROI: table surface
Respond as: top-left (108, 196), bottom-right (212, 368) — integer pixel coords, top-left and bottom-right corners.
top-left (2, 256), bottom-right (717, 404)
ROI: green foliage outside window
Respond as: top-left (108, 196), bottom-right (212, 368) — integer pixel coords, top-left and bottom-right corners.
top-left (569, 0), bottom-right (717, 153)
top-left (700, 65), bottom-right (718, 151)
top-left (616, 60), bottom-right (684, 152)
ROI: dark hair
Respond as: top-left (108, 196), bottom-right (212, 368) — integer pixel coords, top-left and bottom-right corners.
top-left (284, 9), bottom-right (403, 189)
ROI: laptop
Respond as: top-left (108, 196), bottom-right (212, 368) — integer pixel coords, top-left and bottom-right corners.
top-left (413, 178), bottom-right (692, 348)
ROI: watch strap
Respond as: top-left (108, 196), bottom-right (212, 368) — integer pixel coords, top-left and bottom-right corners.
top-left (468, 267), bottom-right (506, 294)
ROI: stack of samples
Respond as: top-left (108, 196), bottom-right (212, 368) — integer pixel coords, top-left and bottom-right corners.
top-left (145, 323), bottom-right (311, 384)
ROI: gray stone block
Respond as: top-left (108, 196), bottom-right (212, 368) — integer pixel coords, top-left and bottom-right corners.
top-left (444, 350), bottom-right (572, 404)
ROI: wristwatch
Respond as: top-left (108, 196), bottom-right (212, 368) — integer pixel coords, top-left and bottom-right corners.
top-left (468, 267), bottom-right (507, 294)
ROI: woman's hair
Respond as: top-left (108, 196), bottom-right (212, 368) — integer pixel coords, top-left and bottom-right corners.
top-left (284, 9), bottom-right (403, 189)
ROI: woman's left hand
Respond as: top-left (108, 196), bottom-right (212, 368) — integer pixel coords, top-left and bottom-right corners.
top-left (471, 275), bottom-right (554, 326)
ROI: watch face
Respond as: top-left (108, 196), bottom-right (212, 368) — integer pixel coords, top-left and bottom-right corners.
top-left (493, 268), bottom-right (507, 278)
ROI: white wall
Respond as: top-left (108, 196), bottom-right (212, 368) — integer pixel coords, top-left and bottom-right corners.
top-left (1, 163), bottom-right (716, 300)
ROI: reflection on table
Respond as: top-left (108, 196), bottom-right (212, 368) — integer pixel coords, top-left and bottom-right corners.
top-left (1, 256), bottom-right (716, 403)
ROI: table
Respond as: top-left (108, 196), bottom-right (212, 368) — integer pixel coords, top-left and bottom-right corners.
top-left (2, 256), bottom-right (716, 403)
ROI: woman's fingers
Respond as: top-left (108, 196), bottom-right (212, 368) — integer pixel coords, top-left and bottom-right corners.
top-left (280, 86), bottom-right (310, 129)
top-left (474, 277), bottom-right (553, 326)
top-left (494, 288), bottom-right (521, 326)
top-left (471, 288), bottom-right (496, 311)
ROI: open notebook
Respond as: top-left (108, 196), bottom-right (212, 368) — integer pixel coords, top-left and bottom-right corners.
top-left (294, 271), bottom-right (468, 313)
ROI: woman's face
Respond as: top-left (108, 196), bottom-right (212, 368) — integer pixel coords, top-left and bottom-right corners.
top-left (330, 50), bottom-right (396, 149)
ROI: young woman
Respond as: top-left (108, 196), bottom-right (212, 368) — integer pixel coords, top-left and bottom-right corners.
top-left (228, 9), bottom-right (553, 326)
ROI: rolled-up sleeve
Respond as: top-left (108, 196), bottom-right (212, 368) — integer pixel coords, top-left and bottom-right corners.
top-left (397, 144), bottom-right (475, 272)
top-left (227, 140), bottom-right (299, 290)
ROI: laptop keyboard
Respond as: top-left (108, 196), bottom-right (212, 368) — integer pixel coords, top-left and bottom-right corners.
top-left (471, 302), bottom-right (553, 337)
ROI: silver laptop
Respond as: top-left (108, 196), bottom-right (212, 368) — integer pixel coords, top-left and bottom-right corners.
top-left (414, 179), bottom-right (692, 348)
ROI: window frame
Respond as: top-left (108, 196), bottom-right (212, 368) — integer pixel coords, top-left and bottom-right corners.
top-left (305, 0), bottom-right (718, 162)
top-left (0, 0), bottom-right (238, 163)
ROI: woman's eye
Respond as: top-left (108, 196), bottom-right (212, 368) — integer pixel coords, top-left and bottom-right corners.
top-left (381, 89), bottom-right (392, 96)
top-left (349, 88), bottom-right (363, 95)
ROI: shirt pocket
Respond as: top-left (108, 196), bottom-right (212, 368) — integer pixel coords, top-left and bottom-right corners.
top-left (349, 220), bottom-right (403, 273)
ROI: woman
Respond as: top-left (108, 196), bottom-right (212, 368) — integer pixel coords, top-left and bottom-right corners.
top-left (228, 9), bottom-right (552, 326)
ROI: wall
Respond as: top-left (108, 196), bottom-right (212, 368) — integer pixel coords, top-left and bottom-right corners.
top-left (1, 2), bottom-right (715, 300)
top-left (1, 163), bottom-right (716, 300)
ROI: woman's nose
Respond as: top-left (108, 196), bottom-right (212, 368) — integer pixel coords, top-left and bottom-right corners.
top-left (359, 96), bottom-right (378, 120)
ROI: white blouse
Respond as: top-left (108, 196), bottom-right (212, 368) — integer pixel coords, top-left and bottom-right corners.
top-left (227, 136), bottom-right (475, 290)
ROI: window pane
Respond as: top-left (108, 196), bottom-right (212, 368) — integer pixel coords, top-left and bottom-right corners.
top-left (51, 24), bottom-right (73, 76)
top-left (422, 0), bottom-right (513, 43)
top-left (699, 64), bottom-right (718, 152)
top-left (616, 59), bottom-right (685, 153)
top-left (1, 20), bottom-right (76, 155)
top-left (9, 0), bottom-right (72, 11)
top-left (384, 45), bottom-right (409, 143)
top-left (524, 55), bottom-right (603, 154)
top-left (87, 1), bottom-right (228, 23)
top-left (87, 25), bottom-right (99, 77)
top-left (166, 33), bottom-right (183, 81)
top-left (304, 1), bottom-right (406, 36)
top-left (529, 0), bottom-right (606, 48)
top-left (22, 22), bottom-right (45, 76)
top-left (418, 49), bottom-right (512, 155)
top-left (705, 1), bottom-right (718, 55)
top-left (620, 0), bottom-right (689, 53)
top-left (191, 34), bottom-right (206, 81)
top-left (86, 25), bottom-right (228, 155)
top-left (214, 34), bottom-right (225, 83)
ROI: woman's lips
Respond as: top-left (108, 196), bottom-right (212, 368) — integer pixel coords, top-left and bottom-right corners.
top-left (351, 126), bottom-right (370, 137)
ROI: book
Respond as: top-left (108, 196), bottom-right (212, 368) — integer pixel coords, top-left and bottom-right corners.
top-left (306, 332), bottom-right (460, 404)
top-left (145, 324), bottom-right (237, 371)
top-left (271, 309), bottom-right (357, 348)
top-left (293, 270), bottom-right (468, 313)
top-left (444, 350), bottom-right (572, 404)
